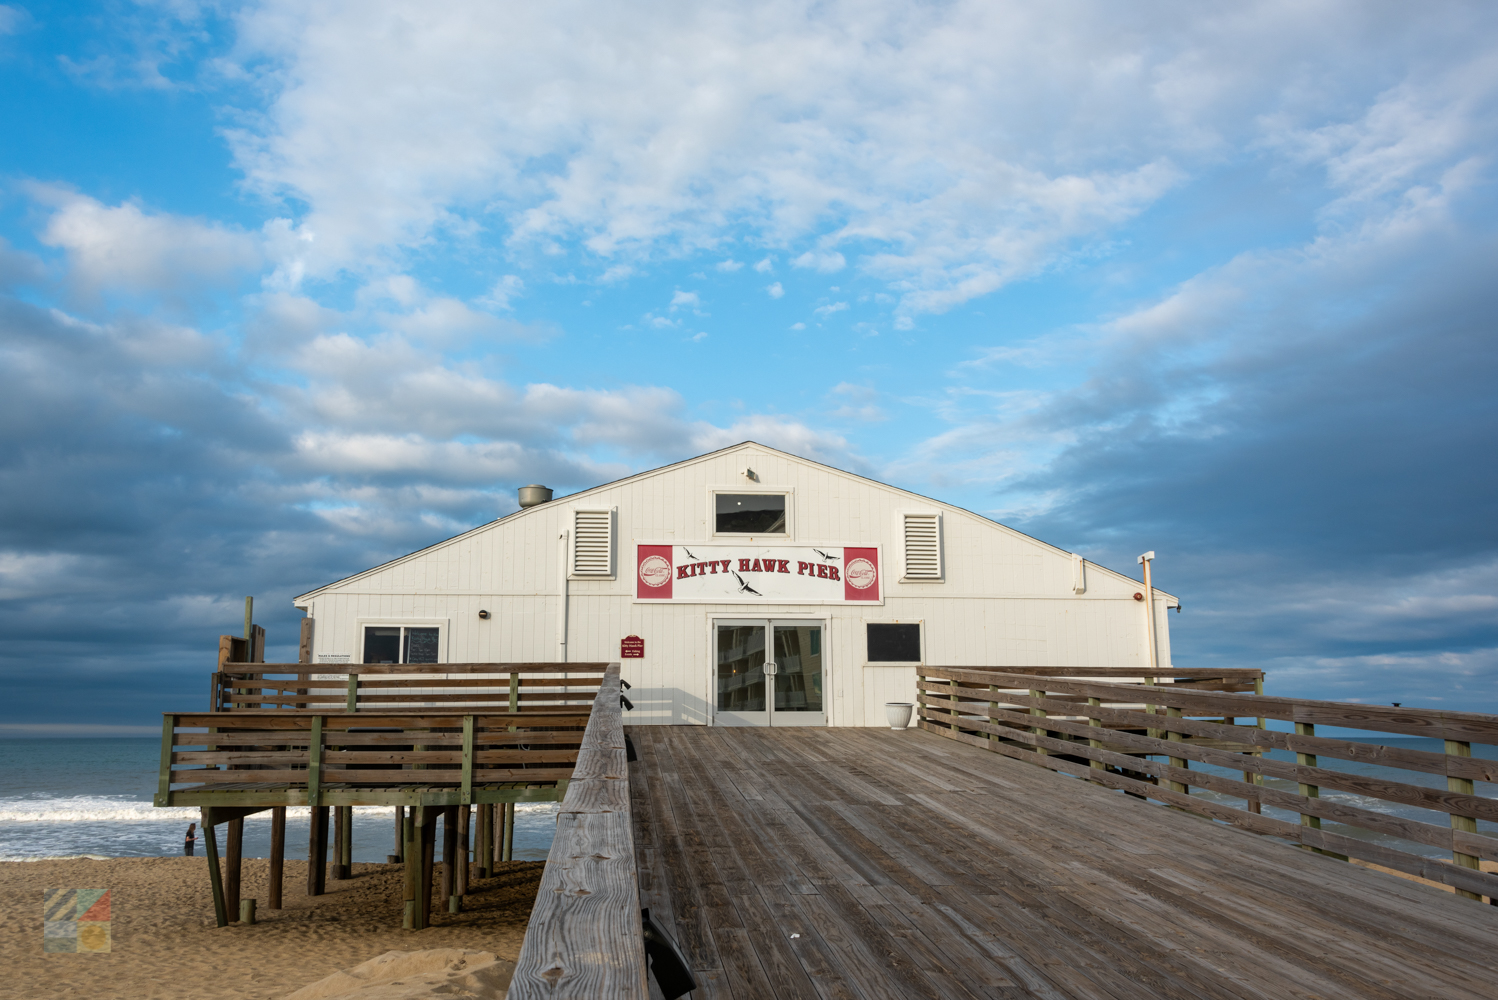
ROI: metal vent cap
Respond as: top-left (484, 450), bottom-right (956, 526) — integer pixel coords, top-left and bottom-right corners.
top-left (518, 484), bottom-right (553, 508)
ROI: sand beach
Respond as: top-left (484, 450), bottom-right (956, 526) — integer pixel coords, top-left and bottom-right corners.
top-left (0, 856), bottom-right (542, 999)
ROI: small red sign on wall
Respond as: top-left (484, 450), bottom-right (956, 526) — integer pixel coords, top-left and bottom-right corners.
top-left (621, 634), bottom-right (645, 658)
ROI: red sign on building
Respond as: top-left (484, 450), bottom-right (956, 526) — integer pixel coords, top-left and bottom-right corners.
top-left (621, 634), bottom-right (645, 658)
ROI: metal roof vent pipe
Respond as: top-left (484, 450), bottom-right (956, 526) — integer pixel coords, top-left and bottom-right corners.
top-left (518, 484), bottom-right (554, 508)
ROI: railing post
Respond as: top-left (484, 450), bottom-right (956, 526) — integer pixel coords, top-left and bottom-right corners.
top-left (1246, 674), bottom-right (1266, 812)
top-left (1165, 706), bottom-right (1188, 793)
top-left (1087, 698), bottom-right (1105, 771)
top-left (156, 715), bottom-right (175, 806)
top-left (461, 716), bottom-right (475, 806)
top-left (307, 716), bottom-right (324, 810)
top-left (988, 684), bottom-right (999, 743)
top-left (509, 671), bottom-right (520, 732)
top-left (1029, 688), bottom-right (1048, 756)
top-left (1294, 721), bottom-right (1346, 859)
top-left (1144, 676), bottom-right (1159, 739)
top-left (346, 673), bottom-right (359, 713)
top-left (1446, 739), bottom-right (1483, 901)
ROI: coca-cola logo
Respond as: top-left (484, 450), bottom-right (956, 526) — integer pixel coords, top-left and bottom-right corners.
top-left (845, 557), bottom-right (877, 590)
top-left (638, 554), bottom-right (672, 589)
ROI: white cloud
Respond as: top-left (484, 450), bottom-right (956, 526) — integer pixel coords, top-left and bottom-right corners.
top-left (790, 322), bottom-right (805, 330)
top-left (766, 281), bottom-right (784, 298)
top-left (669, 290), bottom-right (700, 310)
top-left (793, 251), bottom-right (846, 273)
top-left (31, 187), bottom-right (262, 297)
top-left (715, 259), bottom-right (743, 272)
top-left (478, 274), bottom-right (524, 310)
top-left (814, 301), bottom-right (848, 316)
top-left (754, 257), bottom-right (775, 273)
top-left (223, 2), bottom-right (1491, 311)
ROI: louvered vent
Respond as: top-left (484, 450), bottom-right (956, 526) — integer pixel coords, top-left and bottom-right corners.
top-left (902, 513), bottom-right (942, 580)
top-left (572, 509), bottom-right (614, 576)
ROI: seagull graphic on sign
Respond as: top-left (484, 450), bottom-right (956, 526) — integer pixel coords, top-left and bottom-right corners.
top-left (731, 570), bottom-right (762, 596)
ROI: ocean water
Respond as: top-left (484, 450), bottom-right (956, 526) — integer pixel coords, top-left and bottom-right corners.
top-left (0, 738), bottom-right (558, 863)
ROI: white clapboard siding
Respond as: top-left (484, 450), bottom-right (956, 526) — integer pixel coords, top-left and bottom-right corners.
top-left (296, 442), bottom-right (1176, 726)
top-left (902, 512), bottom-right (943, 581)
top-left (572, 508), bottom-right (614, 576)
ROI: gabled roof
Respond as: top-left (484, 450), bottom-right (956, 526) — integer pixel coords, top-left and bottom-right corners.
top-left (294, 440), bottom-right (1173, 603)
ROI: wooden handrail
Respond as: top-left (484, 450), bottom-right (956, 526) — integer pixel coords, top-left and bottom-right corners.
top-left (212, 663), bottom-right (609, 713)
top-left (510, 662), bottom-right (647, 998)
top-left (923, 666), bottom-right (1498, 741)
top-left (924, 665), bottom-right (1265, 679)
top-left (918, 668), bottom-right (1498, 903)
top-left (221, 662), bottom-right (613, 673)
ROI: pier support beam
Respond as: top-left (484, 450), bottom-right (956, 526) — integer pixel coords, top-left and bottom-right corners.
top-left (502, 802), bottom-right (515, 862)
top-left (393, 806), bottom-right (405, 863)
top-left (225, 818), bottom-right (243, 922)
top-left (201, 808), bottom-right (228, 928)
top-left (477, 802), bottom-right (492, 879)
top-left (420, 809), bottom-right (437, 927)
top-left (455, 805), bottom-right (471, 899)
top-left (402, 809), bottom-right (419, 929)
top-left (332, 805), bottom-right (352, 880)
top-left (268, 806), bottom-right (285, 909)
top-left (307, 805), bottom-right (329, 896)
top-left (441, 805), bottom-right (459, 912)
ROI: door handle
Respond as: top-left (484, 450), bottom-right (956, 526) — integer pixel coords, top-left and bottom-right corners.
top-left (764, 661), bottom-right (777, 676)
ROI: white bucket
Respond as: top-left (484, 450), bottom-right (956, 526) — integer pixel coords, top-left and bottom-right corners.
top-left (885, 702), bottom-right (914, 730)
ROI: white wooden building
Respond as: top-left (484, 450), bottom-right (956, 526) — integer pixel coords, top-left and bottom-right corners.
top-left (293, 441), bottom-right (1177, 727)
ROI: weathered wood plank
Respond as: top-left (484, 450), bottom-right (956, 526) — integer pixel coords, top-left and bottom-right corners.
top-left (510, 664), bottom-right (647, 999)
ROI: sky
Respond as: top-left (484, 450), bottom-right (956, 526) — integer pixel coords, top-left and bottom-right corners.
top-left (1, 0), bottom-right (1496, 732)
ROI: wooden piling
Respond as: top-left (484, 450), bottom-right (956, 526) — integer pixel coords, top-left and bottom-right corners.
top-left (268, 806), bottom-right (285, 908)
top-left (225, 818), bottom-right (243, 922)
top-left (455, 805), bottom-right (471, 898)
top-left (502, 802), bottom-right (515, 862)
top-left (332, 806), bottom-right (345, 881)
top-left (440, 805), bottom-right (458, 903)
top-left (477, 802), bottom-right (492, 878)
top-left (420, 808), bottom-right (437, 927)
top-left (332, 805), bottom-right (352, 880)
top-left (201, 808), bottom-right (228, 928)
top-left (308, 806), bottom-right (329, 896)
top-left (393, 806), bottom-right (405, 863)
top-left (402, 809), bottom-right (419, 930)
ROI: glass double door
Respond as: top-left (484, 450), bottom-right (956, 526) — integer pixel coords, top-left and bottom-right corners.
top-left (715, 620), bottom-right (825, 726)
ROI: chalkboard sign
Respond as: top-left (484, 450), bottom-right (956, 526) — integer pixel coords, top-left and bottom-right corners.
top-left (621, 634), bottom-right (645, 658)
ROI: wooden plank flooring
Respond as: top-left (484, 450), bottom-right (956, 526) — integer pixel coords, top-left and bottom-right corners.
top-left (628, 725), bottom-right (1498, 1000)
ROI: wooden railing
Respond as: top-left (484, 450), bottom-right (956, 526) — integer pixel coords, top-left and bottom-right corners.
top-left (212, 662), bottom-right (608, 713)
top-left (510, 663), bottom-right (648, 998)
top-left (918, 666), bottom-right (1498, 903)
top-left (157, 708), bottom-right (591, 807)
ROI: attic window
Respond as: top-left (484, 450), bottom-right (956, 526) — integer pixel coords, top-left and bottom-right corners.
top-left (716, 493), bottom-right (787, 534)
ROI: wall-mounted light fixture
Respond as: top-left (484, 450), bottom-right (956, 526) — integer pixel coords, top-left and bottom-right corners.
top-left (742, 467), bottom-right (759, 481)
top-left (478, 609), bottom-right (491, 619)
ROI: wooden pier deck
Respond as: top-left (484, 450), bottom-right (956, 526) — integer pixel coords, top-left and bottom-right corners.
top-left (628, 725), bottom-right (1498, 1000)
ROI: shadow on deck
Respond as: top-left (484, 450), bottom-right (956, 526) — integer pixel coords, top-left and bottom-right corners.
top-left (628, 725), bottom-right (1498, 1000)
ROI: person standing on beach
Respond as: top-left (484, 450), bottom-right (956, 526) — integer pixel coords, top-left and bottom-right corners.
top-left (184, 823), bottom-right (197, 856)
